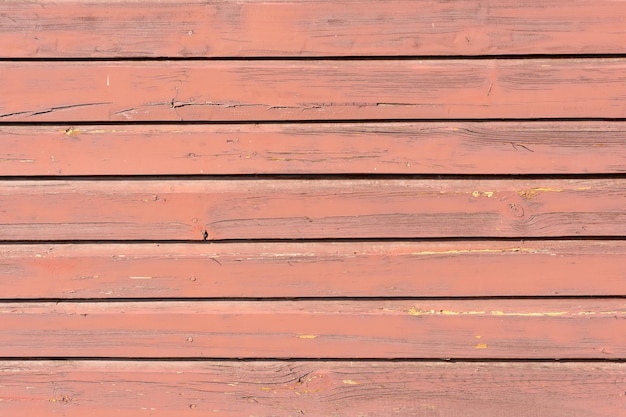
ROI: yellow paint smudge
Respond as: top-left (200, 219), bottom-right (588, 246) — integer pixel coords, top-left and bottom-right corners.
top-left (519, 187), bottom-right (563, 199)
top-left (439, 310), bottom-right (485, 316)
top-left (297, 335), bottom-right (318, 339)
top-left (129, 276), bottom-right (153, 280)
top-left (475, 335), bottom-right (482, 339)
top-left (411, 248), bottom-right (537, 256)
top-left (0, 158), bottom-right (35, 163)
top-left (408, 307), bottom-right (425, 316)
top-left (532, 187), bottom-right (563, 192)
top-left (64, 127), bottom-right (80, 136)
top-left (474, 343), bottom-right (488, 349)
top-left (490, 310), bottom-right (568, 317)
top-left (573, 311), bottom-right (624, 316)
top-left (408, 309), bottom-right (624, 317)
top-left (472, 191), bottom-right (494, 198)
top-left (409, 307), bottom-right (487, 316)
top-left (342, 380), bottom-right (359, 385)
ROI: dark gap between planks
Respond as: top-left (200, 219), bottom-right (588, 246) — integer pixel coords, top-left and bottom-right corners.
top-left (4, 53), bottom-right (626, 62)
top-left (0, 296), bottom-right (624, 303)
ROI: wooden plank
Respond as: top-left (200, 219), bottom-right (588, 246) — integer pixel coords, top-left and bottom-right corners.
top-left (0, 299), bottom-right (624, 358)
top-left (1, 241), bottom-right (624, 299)
top-left (2, 0), bottom-right (626, 58)
top-left (4, 60), bottom-right (626, 122)
top-left (2, 122), bottom-right (626, 175)
top-left (1, 361), bottom-right (624, 417)
top-left (0, 179), bottom-right (623, 240)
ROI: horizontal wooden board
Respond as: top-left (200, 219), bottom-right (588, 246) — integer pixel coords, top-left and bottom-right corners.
top-left (1, 241), bottom-right (624, 299)
top-left (4, 60), bottom-right (626, 121)
top-left (2, 122), bottom-right (626, 175)
top-left (0, 300), bottom-right (624, 358)
top-left (1, 361), bottom-right (624, 417)
top-left (0, 179), bottom-right (623, 240)
top-left (2, 0), bottom-right (626, 58)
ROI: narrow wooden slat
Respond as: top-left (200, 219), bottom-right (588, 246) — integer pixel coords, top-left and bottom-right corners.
top-left (2, 122), bottom-right (625, 175)
top-left (2, 0), bottom-right (626, 58)
top-left (0, 179), bottom-right (623, 240)
top-left (1, 361), bottom-right (624, 417)
top-left (0, 300), bottom-right (624, 358)
top-left (4, 60), bottom-right (626, 122)
top-left (1, 241), bottom-right (624, 299)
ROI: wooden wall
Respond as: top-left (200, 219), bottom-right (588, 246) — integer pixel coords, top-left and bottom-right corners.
top-left (1, 1), bottom-right (625, 415)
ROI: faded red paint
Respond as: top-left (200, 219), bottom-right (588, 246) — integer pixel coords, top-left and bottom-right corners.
top-left (1, 241), bottom-right (623, 299)
top-left (1, 361), bottom-right (624, 416)
top-left (1, 1), bottom-right (624, 415)
top-left (1, 361), bottom-right (624, 417)
top-left (3, 60), bottom-right (626, 121)
top-left (1, 122), bottom-right (625, 175)
top-left (0, 300), bottom-right (624, 358)
top-left (0, 179), bottom-right (623, 240)
top-left (2, 0), bottom-right (626, 58)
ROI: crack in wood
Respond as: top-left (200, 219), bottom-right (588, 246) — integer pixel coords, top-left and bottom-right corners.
top-left (0, 102), bottom-right (111, 118)
top-left (170, 101), bottom-right (264, 109)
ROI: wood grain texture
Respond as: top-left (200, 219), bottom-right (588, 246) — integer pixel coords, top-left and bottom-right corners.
top-left (1, 241), bottom-right (624, 299)
top-left (4, 59), bottom-right (626, 122)
top-left (2, 0), bottom-right (626, 58)
top-left (2, 122), bottom-right (626, 175)
top-left (0, 299), bottom-right (624, 358)
top-left (0, 179), bottom-right (623, 240)
top-left (1, 361), bottom-right (624, 417)
top-left (3, 0), bottom-right (625, 412)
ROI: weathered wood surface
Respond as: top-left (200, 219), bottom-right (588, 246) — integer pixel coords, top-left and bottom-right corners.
top-left (5, 60), bottom-right (626, 122)
top-left (1, 241), bottom-right (624, 299)
top-left (2, 122), bottom-right (625, 175)
top-left (1, 361), bottom-right (624, 417)
top-left (3, 0), bottom-right (626, 58)
top-left (0, 179), bottom-right (623, 240)
top-left (1, 300), bottom-right (624, 358)
top-left (2, 2), bottom-right (624, 414)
